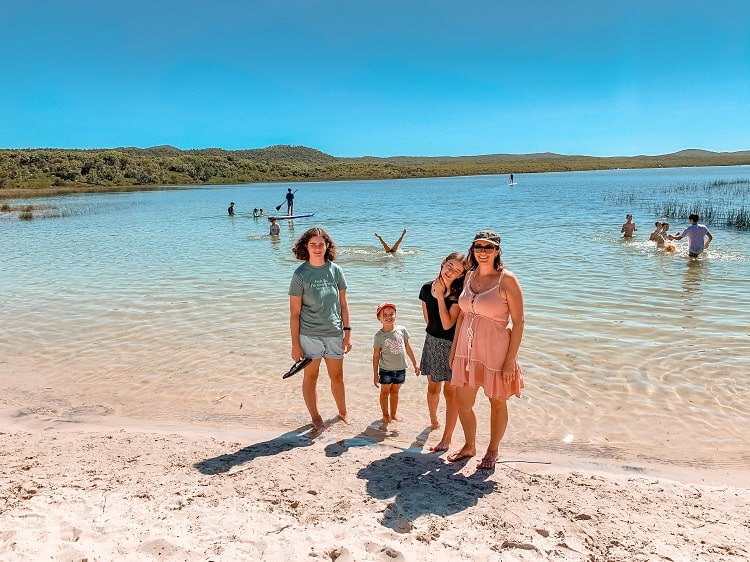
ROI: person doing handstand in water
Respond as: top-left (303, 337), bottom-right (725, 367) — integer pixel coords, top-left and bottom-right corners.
top-left (375, 229), bottom-right (407, 253)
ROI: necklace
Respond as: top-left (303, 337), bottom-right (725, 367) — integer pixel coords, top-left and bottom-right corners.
top-left (474, 270), bottom-right (500, 293)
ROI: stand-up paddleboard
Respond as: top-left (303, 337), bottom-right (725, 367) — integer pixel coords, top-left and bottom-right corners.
top-left (268, 213), bottom-right (315, 221)
top-left (508, 182), bottom-right (517, 186)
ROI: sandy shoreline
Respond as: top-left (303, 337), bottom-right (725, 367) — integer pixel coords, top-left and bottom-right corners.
top-left (2, 406), bottom-right (749, 562)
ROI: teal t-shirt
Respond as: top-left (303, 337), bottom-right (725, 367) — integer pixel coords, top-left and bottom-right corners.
top-left (289, 261), bottom-right (347, 337)
top-left (373, 325), bottom-right (411, 371)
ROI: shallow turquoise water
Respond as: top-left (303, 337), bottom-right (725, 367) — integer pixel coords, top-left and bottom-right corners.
top-left (2, 166), bottom-right (749, 470)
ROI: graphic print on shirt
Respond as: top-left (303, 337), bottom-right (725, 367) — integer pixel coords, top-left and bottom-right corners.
top-left (310, 278), bottom-right (335, 291)
top-left (384, 333), bottom-right (404, 355)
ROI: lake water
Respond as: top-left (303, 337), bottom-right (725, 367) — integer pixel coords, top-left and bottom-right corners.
top-left (2, 166), bottom-right (749, 473)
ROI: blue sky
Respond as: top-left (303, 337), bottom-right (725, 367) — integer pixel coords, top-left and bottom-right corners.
top-left (1, 0), bottom-right (748, 157)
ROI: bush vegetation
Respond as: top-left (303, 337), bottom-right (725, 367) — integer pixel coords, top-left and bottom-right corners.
top-left (2, 145), bottom-right (749, 200)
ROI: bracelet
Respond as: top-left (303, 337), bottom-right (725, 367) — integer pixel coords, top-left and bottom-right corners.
top-left (343, 326), bottom-right (352, 331)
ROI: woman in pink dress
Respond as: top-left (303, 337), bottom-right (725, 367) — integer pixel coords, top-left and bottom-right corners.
top-left (448, 230), bottom-right (524, 469)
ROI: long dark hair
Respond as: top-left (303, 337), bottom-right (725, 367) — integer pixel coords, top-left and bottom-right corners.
top-left (292, 227), bottom-right (338, 262)
top-left (441, 251), bottom-right (467, 300)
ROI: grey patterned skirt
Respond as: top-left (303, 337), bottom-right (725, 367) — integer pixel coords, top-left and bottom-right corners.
top-left (419, 333), bottom-right (453, 382)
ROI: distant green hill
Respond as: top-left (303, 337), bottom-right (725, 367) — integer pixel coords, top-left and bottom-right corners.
top-left (1, 144), bottom-right (749, 199)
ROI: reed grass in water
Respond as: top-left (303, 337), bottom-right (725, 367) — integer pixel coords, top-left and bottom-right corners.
top-left (608, 178), bottom-right (750, 230)
top-left (0, 203), bottom-right (59, 221)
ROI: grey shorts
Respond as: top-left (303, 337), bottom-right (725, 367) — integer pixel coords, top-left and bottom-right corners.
top-left (299, 334), bottom-right (345, 359)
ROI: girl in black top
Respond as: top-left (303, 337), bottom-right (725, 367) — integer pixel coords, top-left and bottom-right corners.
top-left (418, 251), bottom-right (466, 452)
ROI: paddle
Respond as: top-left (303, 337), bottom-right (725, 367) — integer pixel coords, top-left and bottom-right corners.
top-left (275, 189), bottom-right (298, 212)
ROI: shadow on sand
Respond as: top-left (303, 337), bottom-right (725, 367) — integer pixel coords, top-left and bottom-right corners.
top-left (323, 418), bottom-right (396, 457)
top-left (355, 429), bottom-right (498, 532)
top-left (193, 425), bottom-right (315, 475)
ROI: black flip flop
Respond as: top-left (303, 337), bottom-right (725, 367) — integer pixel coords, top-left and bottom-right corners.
top-left (282, 357), bottom-right (312, 379)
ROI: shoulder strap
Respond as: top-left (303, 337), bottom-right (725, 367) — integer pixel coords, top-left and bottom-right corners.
top-left (494, 270), bottom-right (506, 289)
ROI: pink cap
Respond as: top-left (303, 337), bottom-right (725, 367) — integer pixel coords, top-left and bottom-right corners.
top-left (376, 302), bottom-right (397, 317)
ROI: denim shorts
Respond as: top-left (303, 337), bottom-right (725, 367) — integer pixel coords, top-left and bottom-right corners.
top-left (378, 368), bottom-right (406, 385)
top-left (299, 334), bottom-right (345, 360)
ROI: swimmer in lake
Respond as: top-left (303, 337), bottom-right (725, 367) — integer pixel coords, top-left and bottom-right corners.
top-left (269, 217), bottom-right (280, 236)
top-left (375, 229), bottom-right (407, 253)
top-left (650, 221), bottom-right (665, 247)
top-left (621, 214), bottom-right (637, 238)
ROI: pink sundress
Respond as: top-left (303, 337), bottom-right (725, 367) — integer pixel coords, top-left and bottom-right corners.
top-left (451, 270), bottom-right (523, 399)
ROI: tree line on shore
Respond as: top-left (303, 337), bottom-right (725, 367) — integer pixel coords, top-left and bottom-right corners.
top-left (1, 144), bottom-right (749, 199)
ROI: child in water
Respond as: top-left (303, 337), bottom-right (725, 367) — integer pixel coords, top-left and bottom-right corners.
top-left (650, 221), bottom-right (665, 247)
top-left (621, 214), bottom-right (637, 237)
top-left (269, 217), bottom-right (280, 236)
top-left (373, 302), bottom-right (419, 423)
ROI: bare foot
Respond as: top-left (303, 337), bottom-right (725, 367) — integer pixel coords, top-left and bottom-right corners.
top-left (381, 415), bottom-right (391, 424)
top-left (310, 417), bottom-right (327, 437)
top-left (391, 413), bottom-right (403, 422)
top-left (430, 419), bottom-right (440, 430)
top-left (429, 439), bottom-right (450, 452)
top-left (447, 446), bottom-right (475, 462)
top-left (477, 451), bottom-right (498, 470)
top-left (338, 412), bottom-right (352, 425)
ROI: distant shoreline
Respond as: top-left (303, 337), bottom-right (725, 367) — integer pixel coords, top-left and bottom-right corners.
top-left (1, 144), bottom-right (749, 200)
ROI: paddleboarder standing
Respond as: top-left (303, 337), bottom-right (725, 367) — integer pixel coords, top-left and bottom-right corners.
top-left (285, 188), bottom-right (295, 216)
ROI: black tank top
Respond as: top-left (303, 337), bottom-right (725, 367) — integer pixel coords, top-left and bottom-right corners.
top-left (419, 282), bottom-right (458, 341)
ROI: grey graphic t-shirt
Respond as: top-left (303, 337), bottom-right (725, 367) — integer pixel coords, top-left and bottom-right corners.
top-left (373, 326), bottom-right (411, 371)
top-left (289, 261), bottom-right (347, 337)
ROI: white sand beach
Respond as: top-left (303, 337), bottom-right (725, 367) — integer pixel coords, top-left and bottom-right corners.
top-left (2, 405), bottom-right (749, 562)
